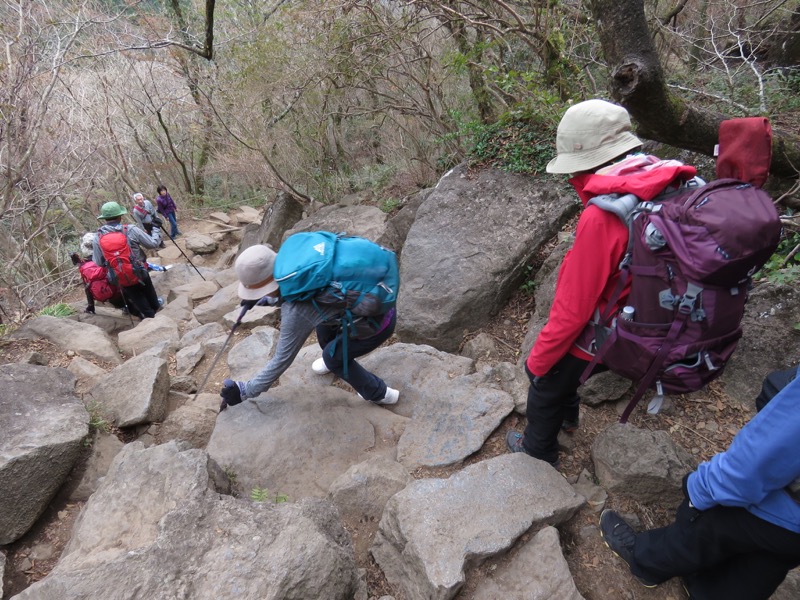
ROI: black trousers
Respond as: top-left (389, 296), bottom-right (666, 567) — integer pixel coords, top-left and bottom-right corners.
top-left (633, 498), bottom-right (800, 600)
top-left (316, 312), bottom-right (396, 402)
top-left (120, 271), bottom-right (160, 319)
top-left (522, 353), bottom-right (602, 464)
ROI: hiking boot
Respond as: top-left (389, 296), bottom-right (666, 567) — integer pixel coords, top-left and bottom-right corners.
top-left (163, 264), bottom-right (173, 271)
top-left (373, 387), bottom-right (399, 405)
top-left (505, 432), bottom-right (561, 469)
top-left (506, 431), bottom-right (529, 454)
top-left (562, 418), bottom-right (579, 434)
top-left (599, 510), bottom-right (659, 588)
top-left (311, 357), bottom-right (331, 375)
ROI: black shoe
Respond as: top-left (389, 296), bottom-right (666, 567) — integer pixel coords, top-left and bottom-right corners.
top-left (506, 431), bottom-right (529, 454)
top-left (561, 418), bottom-right (579, 433)
top-left (599, 510), bottom-right (659, 588)
top-left (505, 431), bottom-right (561, 469)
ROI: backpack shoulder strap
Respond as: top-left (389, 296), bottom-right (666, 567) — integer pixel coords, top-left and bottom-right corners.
top-left (587, 193), bottom-right (640, 225)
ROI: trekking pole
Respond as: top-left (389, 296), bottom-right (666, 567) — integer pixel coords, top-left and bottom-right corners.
top-left (116, 286), bottom-right (136, 327)
top-left (192, 304), bottom-right (251, 410)
top-left (158, 225), bottom-right (206, 281)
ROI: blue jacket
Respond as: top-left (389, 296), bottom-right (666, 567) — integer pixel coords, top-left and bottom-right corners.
top-left (688, 374), bottom-right (800, 533)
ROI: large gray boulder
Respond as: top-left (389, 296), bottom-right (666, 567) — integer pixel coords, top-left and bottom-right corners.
top-left (591, 423), bottom-right (696, 505)
top-left (471, 526), bottom-right (585, 600)
top-left (85, 354), bottom-right (170, 427)
top-left (116, 314), bottom-right (180, 356)
top-left (371, 453), bottom-right (584, 600)
top-left (282, 204), bottom-right (391, 246)
top-left (226, 326), bottom-right (279, 381)
top-left (192, 282), bottom-right (239, 324)
top-left (0, 365), bottom-right (88, 544)
top-left (11, 315), bottom-right (121, 364)
top-left (396, 165), bottom-right (578, 352)
top-left (12, 442), bottom-right (359, 600)
top-left (328, 456), bottom-right (412, 562)
top-left (239, 191), bottom-right (305, 256)
top-left (207, 386), bottom-right (408, 500)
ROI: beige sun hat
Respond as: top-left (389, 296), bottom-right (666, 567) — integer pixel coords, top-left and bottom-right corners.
top-left (235, 244), bottom-right (280, 300)
top-left (546, 99), bottom-right (643, 174)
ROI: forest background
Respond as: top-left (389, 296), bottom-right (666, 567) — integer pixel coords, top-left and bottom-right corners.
top-left (1, 0), bottom-right (799, 323)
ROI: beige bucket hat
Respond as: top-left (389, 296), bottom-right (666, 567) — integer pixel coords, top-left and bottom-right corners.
top-left (546, 99), bottom-right (643, 174)
top-left (235, 244), bottom-right (280, 300)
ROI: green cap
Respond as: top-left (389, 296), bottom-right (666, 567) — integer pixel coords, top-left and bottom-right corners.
top-left (97, 201), bottom-right (128, 220)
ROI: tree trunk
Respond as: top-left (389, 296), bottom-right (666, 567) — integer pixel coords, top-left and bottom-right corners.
top-left (589, 0), bottom-right (800, 178)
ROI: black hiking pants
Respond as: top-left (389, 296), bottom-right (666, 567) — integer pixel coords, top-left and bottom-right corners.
top-left (633, 497), bottom-right (800, 600)
top-left (120, 271), bottom-right (160, 319)
top-left (522, 353), bottom-right (604, 464)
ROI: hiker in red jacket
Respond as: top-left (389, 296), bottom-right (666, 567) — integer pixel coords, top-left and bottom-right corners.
top-left (506, 99), bottom-right (697, 468)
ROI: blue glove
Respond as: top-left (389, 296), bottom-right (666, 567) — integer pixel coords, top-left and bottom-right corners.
top-left (220, 379), bottom-right (247, 411)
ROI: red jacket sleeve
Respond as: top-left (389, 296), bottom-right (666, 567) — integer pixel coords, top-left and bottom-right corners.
top-left (526, 206), bottom-right (629, 376)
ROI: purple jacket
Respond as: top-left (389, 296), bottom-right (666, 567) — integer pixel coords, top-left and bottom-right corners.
top-left (157, 192), bottom-right (177, 216)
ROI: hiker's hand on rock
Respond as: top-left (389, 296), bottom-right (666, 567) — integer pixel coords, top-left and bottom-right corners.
top-left (220, 379), bottom-right (245, 407)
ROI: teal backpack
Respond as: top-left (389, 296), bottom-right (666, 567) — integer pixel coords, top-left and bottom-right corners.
top-left (274, 231), bottom-right (399, 376)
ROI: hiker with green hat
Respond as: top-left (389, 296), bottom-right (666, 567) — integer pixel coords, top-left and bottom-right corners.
top-left (92, 200), bottom-right (164, 319)
top-left (505, 99), bottom-right (699, 468)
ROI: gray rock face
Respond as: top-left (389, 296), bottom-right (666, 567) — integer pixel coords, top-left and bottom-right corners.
top-left (85, 354), bottom-right (170, 427)
top-left (360, 344), bottom-right (514, 467)
top-left (192, 282), bottom-right (239, 324)
top-left (328, 456), bottom-right (412, 561)
top-left (396, 383), bottom-right (514, 468)
top-left (282, 204), bottom-right (391, 246)
top-left (359, 343), bottom-right (475, 419)
top-left (222, 305), bottom-right (279, 329)
top-left (0, 365), bottom-right (88, 544)
top-left (239, 191), bottom-right (305, 255)
top-left (227, 326), bottom-right (279, 381)
top-left (69, 431), bottom-right (124, 502)
top-left (207, 386), bottom-right (407, 500)
top-left (157, 293), bottom-right (193, 322)
top-left (13, 442), bottom-right (358, 600)
top-left (116, 314), bottom-right (180, 356)
top-left (185, 232), bottom-right (218, 254)
top-left (719, 282), bottom-right (800, 406)
top-left (578, 371), bottom-right (632, 407)
top-left (382, 189), bottom-right (432, 254)
top-left (180, 321), bottom-right (227, 349)
top-left (471, 526), bottom-right (585, 600)
top-left (176, 343), bottom-right (205, 375)
top-left (12, 315), bottom-right (122, 364)
top-left (167, 279), bottom-right (220, 302)
top-left (151, 264), bottom-right (216, 297)
top-left (396, 165), bottom-right (578, 352)
top-left (371, 453), bottom-right (584, 600)
top-left (591, 423), bottom-right (696, 505)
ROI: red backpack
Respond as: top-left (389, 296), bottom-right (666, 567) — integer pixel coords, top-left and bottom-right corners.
top-left (78, 261), bottom-right (116, 302)
top-left (98, 225), bottom-right (143, 286)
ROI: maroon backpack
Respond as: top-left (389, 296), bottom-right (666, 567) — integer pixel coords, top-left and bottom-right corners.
top-left (580, 178), bottom-right (782, 422)
top-left (78, 261), bottom-right (116, 302)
